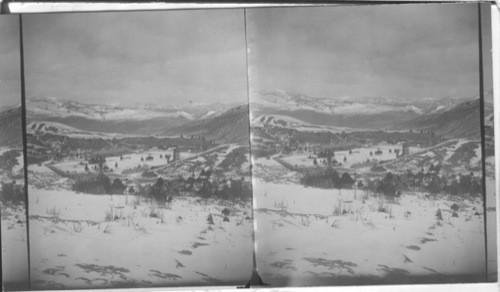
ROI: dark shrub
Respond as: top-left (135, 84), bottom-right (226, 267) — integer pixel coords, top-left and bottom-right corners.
top-left (72, 173), bottom-right (112, 195)
top-left (339, 172), bottom-right (355, 189)
top-left (1, 181), bottom-right (24, 205)
top-left (111, 178), bottom-right (126, 194)
top-left (300, 167), bottom-right (341, 189)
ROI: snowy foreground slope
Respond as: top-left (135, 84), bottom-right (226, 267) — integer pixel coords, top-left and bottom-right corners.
top-left (1, 149), bottom-right (29, 291)
top-left (252, 157), bottom-right (486, 286)
top-left (1, 202), bottom-right (29, 290)
top-left (28, 185), bottom-right (253, 289)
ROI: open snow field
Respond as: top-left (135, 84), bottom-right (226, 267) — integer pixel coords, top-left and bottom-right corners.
top-left (53, 150), bottom-right (179, 175)
top-left (28, 187), bottom-right (253, 289)
top-left (1, 203), bottom-right (29, 290)
top-left (251, 157), bottom-right (487, 286)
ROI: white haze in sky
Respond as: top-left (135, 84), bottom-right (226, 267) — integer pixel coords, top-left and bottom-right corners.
top-left (23, 9), bottom-right (248, 107)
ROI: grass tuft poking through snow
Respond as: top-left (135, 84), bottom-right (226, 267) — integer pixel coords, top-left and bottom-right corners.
top-left (274, 199), bottom-right (289, 213)
top-left (46, 205), bottom-right (61, 222)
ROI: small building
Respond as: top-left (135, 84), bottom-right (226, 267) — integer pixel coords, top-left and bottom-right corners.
top-left (402, 142), bottom-right (410, 156)
top-left (173, 147), bottom-right (181, 162)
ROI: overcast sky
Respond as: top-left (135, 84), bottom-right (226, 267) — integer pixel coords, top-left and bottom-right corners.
top-left (0, 4), bottom-right (494, 109)
top-left (0, 15), bottom-right (20, 109)
top-left (247, 4), bottom-right (492, 100)
top-left (23, 9), bottom-right (247, 106)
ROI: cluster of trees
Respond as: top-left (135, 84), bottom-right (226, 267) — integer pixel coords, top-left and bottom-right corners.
top-left (72, 173), bottom-right (126, 195)
top-left (1, 181), bottom-right (24, 205)
top-left (84, 163), bottom-right (115, 172)
top-left (365, 169), bottom-right (482, 199)
top-left (73, 170), bottom-right (252, 202)
top-left (88, 155), bottom-right (106, 166)
top-left (317, 149), bottom-right (335, 159)
top-left (0, 150), bottom-right (21, 173)
top-left (300, 167), bottom-right (355, 189)
top-left (133, 171), bottom-right (252, 203)
top-left (300, 164), bottom-right (482, 199)
top-left (196, 177), bottom-right (252, 200)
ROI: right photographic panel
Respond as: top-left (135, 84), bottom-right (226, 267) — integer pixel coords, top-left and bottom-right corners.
top-left (247, 3), bottom-right (492, 286)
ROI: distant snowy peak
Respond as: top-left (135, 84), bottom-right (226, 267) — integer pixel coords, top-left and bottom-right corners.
top-left (26, 96), bottom-right (240, 121)
top-left (27, 121), bottom-right (126, 139)
top-left (253, 114), bottom-right (311, 128)
top-left (252, 90), bottom-right (425, 115)
top-left (26, 120), bottom-right (147, 139)
top-left (175, 111), bottom-right (194, 120)
top-left (27, 97), bottom-right (167, 121)
top-left (429, 105), bottom-right (448, 114)
top-left (252, 114), bottom-right (352, 133)
top-left (251, 90), bottom-right (476, 117)
top-left (405, 105), bottom-right (424, 115)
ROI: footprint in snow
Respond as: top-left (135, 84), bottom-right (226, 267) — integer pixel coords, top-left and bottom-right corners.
top-left (405, 245), bottom-right (421, 251)
top-left (175, 259), bottom-right (185, 268)
top-left (420, 237), bottom-right (437, 244)
top-left (149, 270), bottom-right (182, 280)
top-left (403, 254), bottom-right (413, 263)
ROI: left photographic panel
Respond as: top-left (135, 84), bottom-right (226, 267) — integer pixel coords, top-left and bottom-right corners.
top-left (23, 10), bottom-right (253, 289)
top-left (0, 15), bottom-right (30, 292)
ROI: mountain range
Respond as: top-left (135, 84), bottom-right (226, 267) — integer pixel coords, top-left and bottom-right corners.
top-left (0, 92), bottom-right (490, 147)
top-left (26, 97), bottom-right (238, 136)
top-left (249, 90), bottom-right (483, 131)
top-left (250, 90), bottom-right (491, 139)
top-left (397, 98), bottom-right (492, 139)
top-left (166, 104), bottom-right (250, 144)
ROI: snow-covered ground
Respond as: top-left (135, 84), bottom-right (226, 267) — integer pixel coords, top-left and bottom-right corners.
top-left (1, 204), bottom-right (29, 290)
top-left (251, 157), bottom-right (486, 286)
top-left (28, 186), bottom-right (253, 289)
top-left (0, 148), bottom-right (29, 290)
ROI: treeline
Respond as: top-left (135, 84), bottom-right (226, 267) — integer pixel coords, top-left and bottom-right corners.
top-left (300, 168), bottom-right (355, 189)
top-left (72, 173), bottom-right (126, 195)
top-left (365, 169), bottom-right (482, 198)
top-left (300, 166), bottom-right (482, 198)
top-left (142, 174), bottom-right (252, 203)
top-left (72, 170), bottom-right (252, 201)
